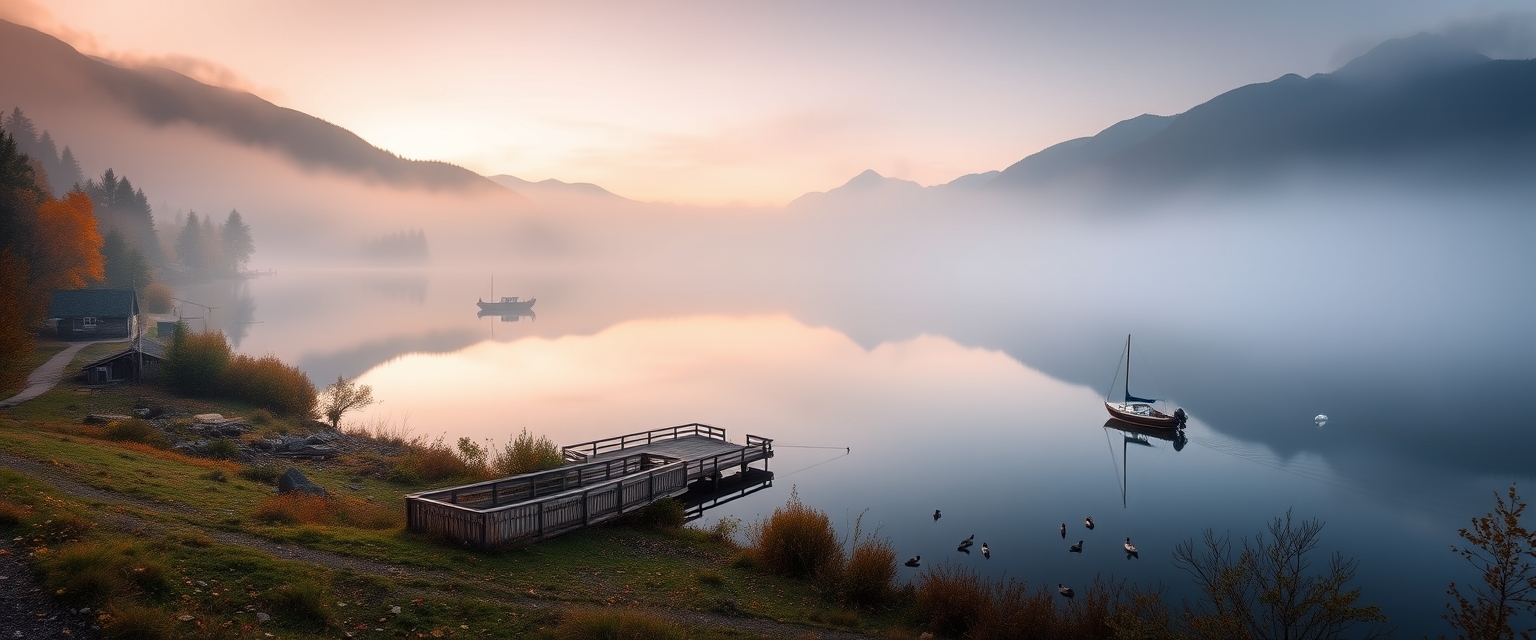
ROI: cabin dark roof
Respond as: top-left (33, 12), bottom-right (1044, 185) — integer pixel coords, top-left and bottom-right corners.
top-left (81, 338), bottom-right (167, 370)
top-left (46, 289), bottom-right (139, 319)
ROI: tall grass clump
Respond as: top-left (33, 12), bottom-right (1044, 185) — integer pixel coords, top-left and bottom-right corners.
top-left (268, 580), bottom-right (332, 625)
top-left (747, 487), bottom-right (844, 580)
top-left (39, 540), bottom-right (173, 605)
top-left (163, 323), bottom-right (231, 397)
top-left (627, 497), bottom-right (687, 530)
top-left (102, 603), bottom-right (174, 640)
top-left (841, 513), bottom-right (897, 607)
top-left (916, 562), bottom-right (990, 638)
top-left (392, 436), bottom-right (479, 482)
top-left (554, 609), bottom-right (686, 640)
top-left (104, 419), bottom-right (163, 447)
top-left (251, 493), bottom-right (399, 529)
top-left (492, 428), bottom-right (564, 475)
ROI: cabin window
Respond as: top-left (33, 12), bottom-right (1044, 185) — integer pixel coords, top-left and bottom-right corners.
top-left (83, 317), bottom-right (97, 329)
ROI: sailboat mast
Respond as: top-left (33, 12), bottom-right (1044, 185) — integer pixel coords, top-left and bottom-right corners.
top-left (1124, 334), bottom-right (1132, 403)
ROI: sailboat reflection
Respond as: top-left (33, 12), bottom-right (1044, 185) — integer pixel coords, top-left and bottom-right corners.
top-left (679, 468), bottom-right (775, 522)
top-left (1103, 419), bottom-right (1185, 509)
top-left (476, 308), bottom-right (536, 322)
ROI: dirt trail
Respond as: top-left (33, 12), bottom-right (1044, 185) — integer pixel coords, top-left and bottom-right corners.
top-left (0, 340), bottom-right (118, 409)
top-left (0, 451), bottom-right (870, 638)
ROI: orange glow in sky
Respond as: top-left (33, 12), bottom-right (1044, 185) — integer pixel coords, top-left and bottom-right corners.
top-left (4, 0), bottom-right (1523, 205)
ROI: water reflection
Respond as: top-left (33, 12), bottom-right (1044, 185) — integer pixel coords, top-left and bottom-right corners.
top-left (1103, 420), bottom-right (1186, 509)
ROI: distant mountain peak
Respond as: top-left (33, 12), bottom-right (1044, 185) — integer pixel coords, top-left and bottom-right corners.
top-left (1333, 32), bottom-right (1490, 83)
top-left (841, 169), bottom-right (921, 190)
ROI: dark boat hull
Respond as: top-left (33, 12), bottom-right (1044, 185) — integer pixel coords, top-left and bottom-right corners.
top-left (1104, 402), bottom-right (1182, 429)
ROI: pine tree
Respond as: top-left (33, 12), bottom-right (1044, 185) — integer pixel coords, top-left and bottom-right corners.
top-left (58, 147), bottom-right (83, 192)
top-left (176, 211), bottom-right (203, 271)
top-left (101, 229), bottom-right (150, 290)
top-left (221, 209), bottom-right (254, 273)
top-left (2, 108), bottom-right (37, 150)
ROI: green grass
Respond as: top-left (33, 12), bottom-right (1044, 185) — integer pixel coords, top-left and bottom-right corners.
top-left (0, 340), bottom-right (70, 399)
top-left (0, 379), bottom-right (908, 638)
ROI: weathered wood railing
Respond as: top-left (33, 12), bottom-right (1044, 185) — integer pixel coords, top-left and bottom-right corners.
top-left (685, 436), bottom-right (773, 481)
top-left (562, 423), bottom-right (728, 462)
top-left (405, 453), bottom-right (689, 547)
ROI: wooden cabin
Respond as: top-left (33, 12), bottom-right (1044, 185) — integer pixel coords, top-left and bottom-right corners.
top-left (81, 339), bottom-right (167, 385)
top-left (47, 289), bottom-right (139, 340)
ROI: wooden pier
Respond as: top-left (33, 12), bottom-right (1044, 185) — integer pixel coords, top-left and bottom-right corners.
top-left (405, 424), bottom-right (773, 546)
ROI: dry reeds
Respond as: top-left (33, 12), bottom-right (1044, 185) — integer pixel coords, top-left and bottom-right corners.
top-left (224, 353), bottom-right (316, 417)
top-left (747, 487), bottom-right (844, 580)
top-left (39, 540), bottom-right (173, 604)
top-left (842, 519), bottom-right (898, 607)
top-left (251, 493), bottom-right (401, 530)
top-left (554, 609), bottom-right (687, 640)
top-left (104, 419), bottom-right (160, 445)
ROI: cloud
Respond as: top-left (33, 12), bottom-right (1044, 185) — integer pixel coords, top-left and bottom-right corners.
top-left (1435, 12), bottom-right (1536, 60)
top-left (0, 0), bottom-right (278, 98)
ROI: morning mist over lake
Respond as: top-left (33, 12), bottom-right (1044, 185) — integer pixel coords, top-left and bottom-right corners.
top-left (1, 2), bottom-right (1533, 637)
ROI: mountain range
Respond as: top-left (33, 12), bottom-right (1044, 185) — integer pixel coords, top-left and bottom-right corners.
top-left (812, 32), bottom-right (1536, 204)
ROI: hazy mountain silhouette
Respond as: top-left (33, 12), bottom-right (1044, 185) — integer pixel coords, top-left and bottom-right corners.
top-left (488, 174), bottom-right (626, 201)
top-left (0, 19), bottom-right (497, 191)
top-left (988, 114), bottom-right (1174, 188)
top-left (991, 33), bottom-right (1536, 193)
top-left (788, 169), bottom-right (926, 208)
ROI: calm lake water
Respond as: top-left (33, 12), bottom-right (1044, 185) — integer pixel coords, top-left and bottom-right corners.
top-left (180, 203), bottom-right (1536, 633)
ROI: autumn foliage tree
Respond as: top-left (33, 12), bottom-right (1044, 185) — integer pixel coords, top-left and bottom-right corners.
top-left (1445, 484), bottom-right (1536, 639)
top-left (0, 130), bottom-right (103, 390)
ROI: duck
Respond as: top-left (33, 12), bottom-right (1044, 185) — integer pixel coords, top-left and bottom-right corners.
top-left (1060, 523), bottom-right (1066, 538)
top-left (1085, 516), bottom-right (1095, 530)
top-left (933, 510), bottom-right (941, 522)
top-left (981, 543), bottom-right (990, 559)
top-left (956, 544), bottom-right (971, 554)
top-left (1124, 538), bottom-right (1137, 554)
top-left (959, 535), bottom-right (974, 548)
top-left (1069, 540), bottom-right (1083, 553)
top-left (1058, 584), bottom-right (1074, 598)
top-left (905, 556), bottom-right (921, 568)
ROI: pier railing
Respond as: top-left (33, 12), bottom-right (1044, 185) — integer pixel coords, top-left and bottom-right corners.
top-left (562, 423), bottom-right (728, 462)
top-left (405, 452), bottom-right (689, 547)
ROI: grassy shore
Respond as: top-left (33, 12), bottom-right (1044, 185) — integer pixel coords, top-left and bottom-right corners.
top-left (0, 340), bottom-right (70, 399)
top-left (0, 344), bottom-right (894, 639)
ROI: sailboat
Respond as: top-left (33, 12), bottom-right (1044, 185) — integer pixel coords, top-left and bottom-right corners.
top-left (1105, 335), bottom-right (1187, 429)
top-left (476, 274), bottom-right (536, 315)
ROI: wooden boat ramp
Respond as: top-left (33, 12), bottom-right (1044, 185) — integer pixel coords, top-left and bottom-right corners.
top-left (405, 424), bottom-right (773, 547)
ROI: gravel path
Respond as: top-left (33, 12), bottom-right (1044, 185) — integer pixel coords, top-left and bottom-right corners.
top-left (0, 340), bottom-right (116, 409)
top-left (0, 451), bottom-right (871, 638)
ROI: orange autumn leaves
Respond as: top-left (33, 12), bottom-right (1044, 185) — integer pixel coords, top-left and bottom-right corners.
top-left (29, 192), bottom-right (104, 292)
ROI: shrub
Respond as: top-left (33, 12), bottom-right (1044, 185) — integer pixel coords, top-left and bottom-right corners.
top-left (747, 487), bottom-right (844, 580)
top-left (103, 603), bottom-right (174, 640)
top-left (843, 532), bottom-right (897, 607)
top-left (396, 437), bottom-right (479, 482)
top-left (141, 282), bottom-right (173, 315)
top-left (554, 609), bottom-right (686, 640)
top-left (268, 580), bottom-right (331, 625)
top-left (334, 497), bottom-right (403, 530)
top-left (238, 465), bottom-right (282, 484)
top-left (916, 562), bottom-right (989, 638)
top-left (163, 324), bottom-right (231, 397)
top-left (105, 419), bottom-right (161, 446)
top-left (492, 428), bottom-right (564, 476)
top-left (629, 497), bottom-right (686, 530)
top-left (250, 408), bottom-right (274, 425)
top-left (968, 578), bottom-right (1058, 640)
top-left (697, 515), bottom-right (741, 545)
top-left (203, 438), bottom-right (238, 460)
top-left (225, 353), bottom-right (317, 417)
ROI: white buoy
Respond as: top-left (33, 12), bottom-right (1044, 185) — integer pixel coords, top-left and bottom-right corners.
top-left (1314, 414), bottom-right (1328, 427)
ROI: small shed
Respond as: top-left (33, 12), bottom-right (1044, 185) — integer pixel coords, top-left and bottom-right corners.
top-left (81, 338), bottom-right (166, 384)
top-left (47, 289), bottom-right (139, 339)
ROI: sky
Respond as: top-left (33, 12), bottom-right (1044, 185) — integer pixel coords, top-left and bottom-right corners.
top-left (4, 0), bottom-right (1534, 205)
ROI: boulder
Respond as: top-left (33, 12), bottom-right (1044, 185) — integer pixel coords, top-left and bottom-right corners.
top-left (192, 413), bottom-right (228, 424)
top-left (277, 467), bottom-right (328, 497)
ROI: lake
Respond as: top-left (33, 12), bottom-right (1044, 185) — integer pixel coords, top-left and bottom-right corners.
top-left (178, 198), bottom-right (1536, 633)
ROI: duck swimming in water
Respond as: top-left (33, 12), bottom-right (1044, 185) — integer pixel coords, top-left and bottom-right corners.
top-left (1124, 538), bottom-right (1137, 554)
top-left (981, 543), bottom-right (990, 559)
top-left (933, 510), bottom-right (941, 521)
top-left (1060, 523), bottom-right (1066, 538)
top-left (1069, 540), bottom-right (1083, 553)
top-left (1058, 584), bottom-right (1074, 598)
top-left (1085, 516), bottom-right (1095, 530)
top-left (905, 556), bottom-right (921, 567)
top-left (959, 535), bottom-right (974, 548)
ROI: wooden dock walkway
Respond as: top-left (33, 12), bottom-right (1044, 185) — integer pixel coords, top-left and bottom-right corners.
top-left (405, 424), bottom-right (772, 546)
